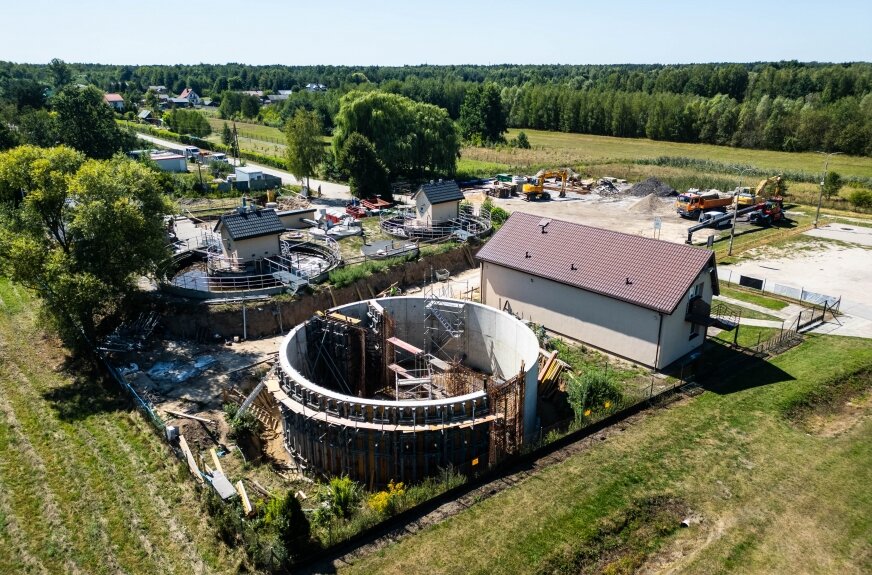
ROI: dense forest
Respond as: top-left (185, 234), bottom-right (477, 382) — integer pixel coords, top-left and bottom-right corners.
top-left (1, 61), bottom-right (871, 156)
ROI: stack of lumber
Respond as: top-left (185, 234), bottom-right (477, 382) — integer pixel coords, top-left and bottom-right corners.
top-left (537, 349), bottom-right (569, 398)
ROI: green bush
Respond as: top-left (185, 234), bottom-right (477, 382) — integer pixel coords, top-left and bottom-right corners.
top-left (565, 369), bottom-right (624, 421)
top-left (327, 476), bottom-right (360, 519)
top-left (223, 402), bottom-right (262, 439)
top-left (848, 188), bottom-right (872, 209)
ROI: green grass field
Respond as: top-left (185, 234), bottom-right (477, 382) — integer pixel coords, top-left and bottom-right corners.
top-left (0, 279), bottom-right (244, 574)
top-left (717, 285), bottom-right (790, 311)
top-left (342, 334), bottom-right (872, 574)
top-left (504, 128), bottom-right (872, 180)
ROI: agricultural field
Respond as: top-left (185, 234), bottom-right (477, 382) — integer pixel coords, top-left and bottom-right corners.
top-left (503, 129), bottom-right (872, 179)
top-left (460, 129), bottom-right (872, 208)
top-left (0, 279), bottom-right (244, 574)
top-left (341, 334), bottom-right (872, 575)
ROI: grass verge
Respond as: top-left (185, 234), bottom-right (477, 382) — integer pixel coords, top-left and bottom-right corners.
top-left (0, 279), bottom-right (245, 573)
top-left (341, 334), bottom-right (872, 575)
top-left (717, 285), bottom-right (790, 311)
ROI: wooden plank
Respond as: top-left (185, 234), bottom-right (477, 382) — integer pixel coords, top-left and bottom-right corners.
top-left (387, 336), bottom-right (424, 355)
top-left (178, 435), bottom-right (204, 484)
top-left (210, 448), bottom-right (224, 476)
top-left (428, 356), bottom-right (450, 371)
top-left (327, 311), bottom-right (361, 325)
top-left (236, 480), bottom-right (253, 515)
top-left (387, 363), bottom-right (415, 379)
top-left (166, 410), bottom-right (213, 425)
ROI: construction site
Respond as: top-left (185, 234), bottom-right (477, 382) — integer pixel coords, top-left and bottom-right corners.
top-left (271, 295), bottom-right (540, 487)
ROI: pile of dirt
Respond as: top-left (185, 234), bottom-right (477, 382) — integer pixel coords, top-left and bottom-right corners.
top-left (628, 177), bottom-right (677, 198)
top-left (628, 193), bottom-right (667, 214)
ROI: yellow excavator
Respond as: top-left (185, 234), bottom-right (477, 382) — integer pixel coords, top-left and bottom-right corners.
top-left (522, 169), bottom-right (569, 200)
top-left (737, 175), bottom-right (783, 206)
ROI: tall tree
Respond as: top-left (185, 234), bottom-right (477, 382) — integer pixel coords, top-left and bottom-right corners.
top-left (333, 91), bottom-right (459, 177)
top-left (48, 58), bottom-right (73, 90)
top-left (221, 122), bottom-right (233, 146)
top-left (285, 109), bottom-right (323, 190)
top-left (337, 133), bottom-right (390, 200)
top-left (53, 86), bottom-right (132, 159)
top-left (0, 147), bottom-right (171, 348)
top-left (459, 83), bottom-right (506, 144)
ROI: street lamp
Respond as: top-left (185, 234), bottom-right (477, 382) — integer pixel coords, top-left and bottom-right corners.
top-left (815, 151), bottom-right (842, 228)
top-left (728, 167), bottom-right (753, 256)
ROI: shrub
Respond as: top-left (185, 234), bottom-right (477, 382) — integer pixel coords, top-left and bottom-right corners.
top-left (223, 402), bottom-right (262, 439)
top-left (327, 476), bottom-right (360, 519)
top-left (263, 492), bottom-right (313, 559)
top-left (565, 369), bottom-right (624, 422)
top-left (367, 480), bottom-right (405, 516)
top-left (848, 188), bottom-right (872, 209)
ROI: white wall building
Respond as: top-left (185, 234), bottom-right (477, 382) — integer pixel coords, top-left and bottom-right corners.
top-left (476, 212), bottom-right (721, 370)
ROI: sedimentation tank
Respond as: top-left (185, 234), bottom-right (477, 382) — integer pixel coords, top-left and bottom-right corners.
top-left (272, 296), bottom-right (539, 487)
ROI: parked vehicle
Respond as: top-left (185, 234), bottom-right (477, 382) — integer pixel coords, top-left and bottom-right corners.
top-left (676, 190), bottom-right (734, 218)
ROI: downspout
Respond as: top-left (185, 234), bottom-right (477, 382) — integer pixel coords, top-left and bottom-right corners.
top-left (654, 313), bottom-right (664, 370)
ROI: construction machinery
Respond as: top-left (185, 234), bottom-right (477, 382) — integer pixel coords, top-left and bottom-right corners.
top-left (522, 169), bottom-right (569, 200)
top-left (748, 197), bottom-right (784, 226)
top-left (736, 175), bottom-right (784, 207)
top-left (676, 189), bottom-right (734, 218)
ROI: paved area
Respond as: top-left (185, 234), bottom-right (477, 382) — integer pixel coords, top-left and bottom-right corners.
top-left (721, 223), bottom-right (872, 338)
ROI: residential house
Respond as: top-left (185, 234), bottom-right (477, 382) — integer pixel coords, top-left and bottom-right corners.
top-left (178, 87), bottom-right (201, 105)
top-left (147, 85), bottom-right (168, 94)
top-left (410, 180), bottom-right (465, 226)
top-left (476, 212), bottom-right (721, 370)
top-left (305, 83), bottom-right (327, 92)
top-left (103, 93), bottom-right (125, 111)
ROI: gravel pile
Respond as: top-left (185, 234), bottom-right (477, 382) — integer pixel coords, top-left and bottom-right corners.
top-left (628, 193), bottom-right (667, 214)
top-left (627, 177), bottom-right (677, 198)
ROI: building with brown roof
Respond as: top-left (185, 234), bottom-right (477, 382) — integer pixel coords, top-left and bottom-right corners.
top-left (476, 212), bottom-right (720, 369)
top-left (103, 92), bottom-right (125, 111)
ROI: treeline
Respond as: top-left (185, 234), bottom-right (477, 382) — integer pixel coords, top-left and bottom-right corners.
top-left (504, 88), bottom-right (872, 155)
top-left (2, 60), bottom-right (871, 155)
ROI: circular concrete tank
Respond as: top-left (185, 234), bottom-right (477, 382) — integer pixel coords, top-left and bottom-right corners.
top-left (274, 296), bottom-right (539, 487)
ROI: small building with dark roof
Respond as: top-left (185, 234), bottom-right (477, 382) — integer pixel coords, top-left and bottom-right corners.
top-left (476, 212), bottom-right (720, 369)
top-left (411, 180), bottom-right (465, 226)
top-left (214, 208), bottom-right (286, 265)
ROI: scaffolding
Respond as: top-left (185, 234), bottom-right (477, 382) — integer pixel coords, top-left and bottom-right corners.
top-left (424, 293), bottom-right (466, 360)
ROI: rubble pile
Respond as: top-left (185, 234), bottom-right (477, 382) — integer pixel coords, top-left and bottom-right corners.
top-left (627, 177), bottom-right (677, 198)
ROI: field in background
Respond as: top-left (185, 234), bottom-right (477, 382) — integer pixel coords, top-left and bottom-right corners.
top-left (342, 335), bottom-right (872, 575)
top-left (0, 279), bottom-right (244, 574)
top-left (503, 128), bottom-right (872, 179)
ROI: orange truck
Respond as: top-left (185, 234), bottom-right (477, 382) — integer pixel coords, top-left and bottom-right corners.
top-left (676, 190), bottom-right (734, 218)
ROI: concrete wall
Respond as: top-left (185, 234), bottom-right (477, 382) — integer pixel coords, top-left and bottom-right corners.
top-left (274, 296), bottom-right (541, 486)
top-left (223, 234), bottom-right (281, 263)
top-left (161, 244), bottom-right (481, 341)
top-left (278, 209), bottom-right (316, 229)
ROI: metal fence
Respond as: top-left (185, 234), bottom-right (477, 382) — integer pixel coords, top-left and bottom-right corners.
top-left (719, 268), bottom-right (842, 310)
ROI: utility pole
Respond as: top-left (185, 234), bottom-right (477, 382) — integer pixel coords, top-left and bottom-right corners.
top-left (727, 167), bottom-right (753, 256)
top-left (815, 151), bottom-right (842, 228)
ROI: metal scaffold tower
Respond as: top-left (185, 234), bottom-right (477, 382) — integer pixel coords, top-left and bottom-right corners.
top-left (424, 293), bottom-right (466, 360)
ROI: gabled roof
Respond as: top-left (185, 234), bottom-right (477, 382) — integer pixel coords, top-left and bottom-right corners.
top-left (214, 208), bottom-right (285, 241)
top-left (413, 180), bottom-right (464, 205)
top-left (137, 109), bottom-right (152, 119)
top-left (476, 212), bottom-right (718, 314)
top-left (104, 93), bottom-right (124, 102)
top-left (179, 88), bottom-right (197, 98)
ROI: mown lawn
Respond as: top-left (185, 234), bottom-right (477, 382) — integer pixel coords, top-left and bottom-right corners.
top-left (718, 285), bottom-right (790, 311)
top-left (342, 334), bottom-right (872, 575)
top-left (0, 279), bottom-right (245, 574)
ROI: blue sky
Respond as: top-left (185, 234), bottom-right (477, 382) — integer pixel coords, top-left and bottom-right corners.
top-left (2, 0), bottom-right (870, 65)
